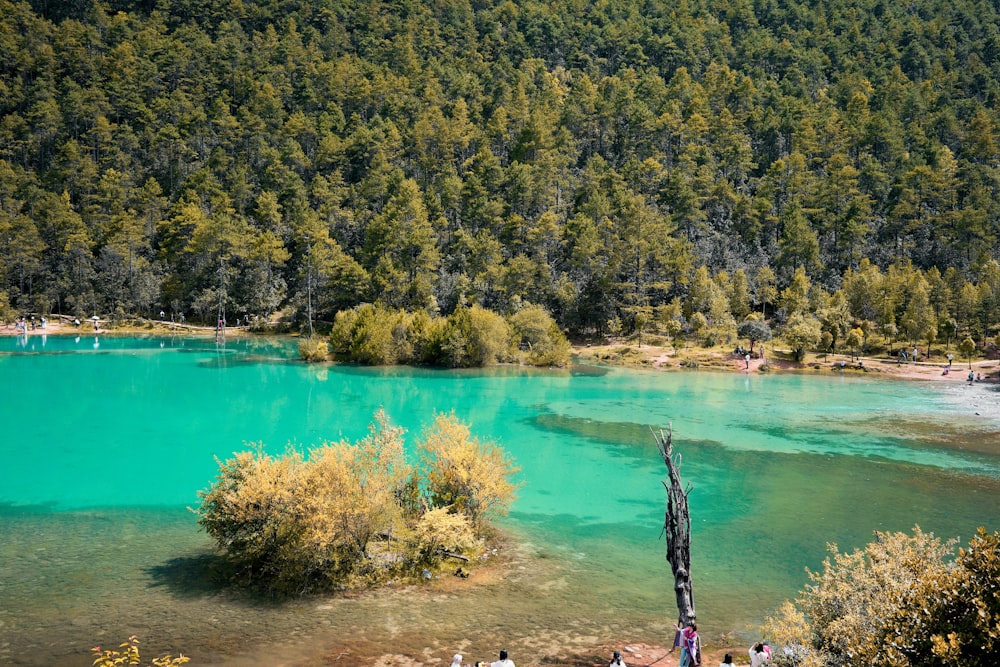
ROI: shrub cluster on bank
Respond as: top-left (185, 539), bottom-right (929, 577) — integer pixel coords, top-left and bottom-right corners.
top-left (316, 302), bottom-right (570, 367)
top-left (762, 527), bottom-right (1000, 667)
top-left (196, 411), bottom-right (519, 595)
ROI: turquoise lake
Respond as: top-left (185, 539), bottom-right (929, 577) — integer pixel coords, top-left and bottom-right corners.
top-left (1, 334), bottom-right (999, 666)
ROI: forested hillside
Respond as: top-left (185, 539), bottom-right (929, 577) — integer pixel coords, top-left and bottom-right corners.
top-left (2, 0), bottom-right (999, 341)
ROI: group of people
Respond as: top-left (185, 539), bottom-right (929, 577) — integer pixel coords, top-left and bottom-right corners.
top-left (666, 619), bottom-right (772, 667)
top-left (449, 648), bottom-right (516, 667)
top-left (719, 641), bottom-right (771, 667)
top-left (12, 315), bottom-right (46, 333)
top-left (447, 634), bottom-right (773, 667)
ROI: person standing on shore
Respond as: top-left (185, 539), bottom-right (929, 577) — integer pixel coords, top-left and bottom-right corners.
top-left (491, 649), bottom-right (514, 667)
top-left (680, 622), bottom-right (700, 667)
top-left (749, 642), bottom-right (771, 667)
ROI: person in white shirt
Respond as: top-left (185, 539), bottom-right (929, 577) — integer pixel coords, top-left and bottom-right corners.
top-left (749, 642), bottom-right (771, 667)
top-left (491, 649), bottom-right (515, 667)
top-left (450, 654), bottom-right (463, 667)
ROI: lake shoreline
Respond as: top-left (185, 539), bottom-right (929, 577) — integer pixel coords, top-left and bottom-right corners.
top-left (572, 339), bottom-right (1000, 423)
top-left (4, 323), bottom-right (998, 666)
top-left (7, 317), bottom-right (997, 382)
top-left (7, 318), bottom-right (1000, 424)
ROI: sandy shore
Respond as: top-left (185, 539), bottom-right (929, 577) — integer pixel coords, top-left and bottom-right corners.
top-left (5, 317), bottom-right (997, 382)
top-left (573, 339), bottom-right (1000, 423)
top-left (7, 321), bottom-right (999, 422)
top-left (1, 316), bottom-right (240, 337)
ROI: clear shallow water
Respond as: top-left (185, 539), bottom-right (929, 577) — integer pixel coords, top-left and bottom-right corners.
top-left (1, 334), bottom-right (999, 666)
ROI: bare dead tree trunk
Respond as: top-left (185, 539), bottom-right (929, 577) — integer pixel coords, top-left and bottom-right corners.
top-left (654, 424), bottom-right (696, 625)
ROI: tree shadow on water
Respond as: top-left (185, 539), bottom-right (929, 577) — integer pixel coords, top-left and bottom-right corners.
top-left (145, 553), bottom-right (298, 607)
top-left (145, 552), bottom-right (235, 599)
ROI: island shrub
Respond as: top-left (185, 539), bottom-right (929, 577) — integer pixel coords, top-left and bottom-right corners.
top-left (297, 337), bottom-right (330, 361)
top-left (439, 305), bottom-right (514, 367)
top-left (353, 309), bottom-right (414, 365)
top-left (329, 304), bottom-right (554, 367)
top-left (329, 307), bottom-right (362, 358)
top-left (407, 309), bottom-right (446, 364)
top-left (419, 413), bottom-right (520, 527)
top-left (197, 411), bottom-right (519, 594)
top-left (330, 303), bottom-right (405, 365)
top-left (761, 527), bottom-right (1000, 667)
top-left (412, 506), bottom-right (478, 567)
top-left (508, 304), bottom-right (572, 367)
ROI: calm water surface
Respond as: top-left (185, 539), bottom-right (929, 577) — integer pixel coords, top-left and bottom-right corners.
top-left (1, 334), bottom-right (998, 666)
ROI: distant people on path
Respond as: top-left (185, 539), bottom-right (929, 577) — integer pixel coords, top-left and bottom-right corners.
top-left (609, 649), bottom-right (626, 666)
top-left (745, 353), bottom-right (751, 369)
top-left (912, 347), bottom-right (919, 363)
top-left (491, 649), bottom-right (515, 667)
top-left (947, 353), bottom-right (953, 368)
top-left (969, 370), bottom-right (976, 383)
top-left (720, 653), bottom-right (735, 667)
top-left (749, 642), bottom-right (772, 667)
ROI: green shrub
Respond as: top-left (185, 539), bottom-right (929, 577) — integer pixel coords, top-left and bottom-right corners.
top-left (782, 313), bottom-right (823, 361)
top-left (440, 305), bottom-right (513, 367)
top-left (329, 303), bottom-right (411, 365)
top-left (508, 304), bottom-right (571, 367)
top-left (350, 303), bottom-right (400, 364)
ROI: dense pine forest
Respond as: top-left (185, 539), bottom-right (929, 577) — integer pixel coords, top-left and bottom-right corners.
top-left (2, 0), bottom-right (999, 346)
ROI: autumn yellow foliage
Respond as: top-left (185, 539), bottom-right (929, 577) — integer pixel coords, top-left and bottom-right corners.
top-left (197, 410), bottom-right (518, 594)
top-left (91, 636), bottom-right (189, 667)
top-left (420, 412), bottom-right (521, 527)
top-left (761, 526), bottom-right (1000, 667)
